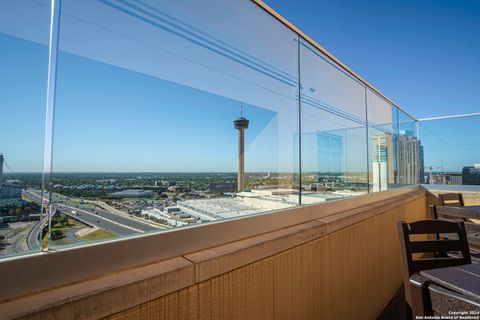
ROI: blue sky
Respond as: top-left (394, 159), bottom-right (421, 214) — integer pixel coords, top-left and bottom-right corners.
top-left (1, 0), bottom-right (479, 173)
top-left (52, 50), bottom-right (280, 172)
top-left (264, 0), bottom-right (480, 119)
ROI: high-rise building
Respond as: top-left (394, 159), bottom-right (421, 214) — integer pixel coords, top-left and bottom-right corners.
top-left (0, 153), bottom-right (3, 190)
top-left (372, 133), bottom-right (394, 192)
top-left (299, 131), bottom-right (343, 175)
top-left (234, 114), bottom-right (249, 192)
top-left (419, 145), bottom-right (425, 183)
top-left (396, 130), bottom-right (421, 185)
top-left (317, 132), bottom-right (343, 175)
top-left (462, 164), bottom-right (480, 185)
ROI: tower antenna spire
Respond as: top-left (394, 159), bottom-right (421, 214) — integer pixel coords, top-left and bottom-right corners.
top-left (240, 101), bottom-right (243, 117)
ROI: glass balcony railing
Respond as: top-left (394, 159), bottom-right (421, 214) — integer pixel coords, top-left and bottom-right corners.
top-left (0, 0), bottom-right (50, 257)
top-left (0, 0), bottom-right (421, 258)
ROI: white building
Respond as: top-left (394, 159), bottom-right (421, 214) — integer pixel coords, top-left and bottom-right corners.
top-left (141, 208), bottom-right (188, 227)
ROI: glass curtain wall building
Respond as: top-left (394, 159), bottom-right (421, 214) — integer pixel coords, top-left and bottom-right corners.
top-left (0, 0), bottom-right (419, 258)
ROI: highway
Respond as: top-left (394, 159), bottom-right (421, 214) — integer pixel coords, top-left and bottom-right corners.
top-left (57, 203), bottom-right (152, 235)
top-left (26, 220), bottom-right (42, 251)
top-left (23, 189), bottom-right (165, 250)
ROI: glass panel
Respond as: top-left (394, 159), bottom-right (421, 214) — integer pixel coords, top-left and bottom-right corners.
top-left (397, 110), bottom-right (420, 186)
top-left (366, 89), bottom-right (397, 192)
top-left (0, 0), bottom-right (426, 259)
top-left (419, 115), bottom-right (480, 187)
top-left (299, 39), bottom-right (368, 204)
top-left (48, 0), bottom-right (300, 249)
top-left (0, 0), bottom-right (50, 257)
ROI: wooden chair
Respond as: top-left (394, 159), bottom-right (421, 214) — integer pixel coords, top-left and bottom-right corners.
top-left (409, 274), bottom-right (480, 316)
top-left (431, 205), bottom-right (480, 260)
top-left (397, 220), bottom-right (471, 318)
top-left (431, 205), bottom-right (480, 234)
top-left (438, 193), bottom-right (464, 207)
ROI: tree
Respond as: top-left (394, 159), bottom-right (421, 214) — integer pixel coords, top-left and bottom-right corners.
top-left (59, 216), bottom-right (69, 226)
top-left (51, 214), bottom-right (69, 227)
top-left (50, 230), bottom-right (64, 240)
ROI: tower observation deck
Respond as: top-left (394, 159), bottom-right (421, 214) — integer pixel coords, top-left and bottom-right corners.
top-left (233, 116), bottom-right (249, 192)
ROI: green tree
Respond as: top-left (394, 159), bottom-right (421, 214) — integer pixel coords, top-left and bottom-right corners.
top-left (59, 216), bottom-right (69, 226)
top-left (50, 230), bottom-right (64, 240)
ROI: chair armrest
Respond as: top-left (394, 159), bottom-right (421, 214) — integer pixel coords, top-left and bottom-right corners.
top-left (409, 275), bottom-right (433, 317)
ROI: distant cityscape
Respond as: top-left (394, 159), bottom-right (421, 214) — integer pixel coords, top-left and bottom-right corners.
top-left (1, 124), bottom-right (479, 257)
top-left (0, 167), bottom-right (367, 255)
top-left (371, 129), bottom-right (480, 188)
top-left (423, 164), bottom-right (480, 186)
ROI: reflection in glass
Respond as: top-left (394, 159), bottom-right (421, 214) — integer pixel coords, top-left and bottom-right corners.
top-left (366, 89), bottom-right (397, 192)
top-left (0, 0), bottom-right (50, 257)
top-left (47, 0), bottom-right (300, 250)
top-left (299, 39), bottom-right (368, 204)
top-left (0, 0), bottom-right (428, 258)
top-left (397, 110), bottom-right (420, 186)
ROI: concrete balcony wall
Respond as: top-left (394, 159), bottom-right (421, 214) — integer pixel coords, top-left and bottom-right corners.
top-left (1, 189), bottom-right (427, 320)
top-left (103, 191), bottom-right (427, 320)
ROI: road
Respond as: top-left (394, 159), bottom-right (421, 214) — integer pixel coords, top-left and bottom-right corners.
top-left (57, 203), bottom-right (151, 235)
top-left (65, 227), bottom-right (83, 243)
top-left (23, 189), bottom-right (165, 250)
top-left (0, 222), bottom-right (35, 256)
top-left (26, 221), bottom-right (43, 251)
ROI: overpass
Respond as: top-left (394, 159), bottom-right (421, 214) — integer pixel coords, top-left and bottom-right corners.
top-left (24, 189), bottom-right (166, 251)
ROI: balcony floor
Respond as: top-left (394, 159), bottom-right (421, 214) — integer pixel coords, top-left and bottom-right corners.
top-left (377, 285), bottom-right (407, 320)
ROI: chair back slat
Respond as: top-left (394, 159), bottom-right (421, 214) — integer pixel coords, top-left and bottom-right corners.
top-left (412, 257), bottom-right (467, 271)
top-left (410, 240), bottom-right (463, 253)
top-left (438, 193), bottom-right (464, 207)
top-left (406, 219), bottom-right (463, 234)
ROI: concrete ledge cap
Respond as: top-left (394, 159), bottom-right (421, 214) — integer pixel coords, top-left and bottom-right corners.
top-left (318, 191), bottom-right (425, 234)
top-left (0, 257), bottom-right (194, 320)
